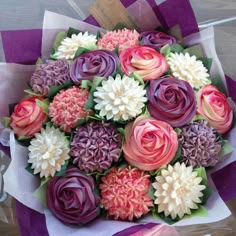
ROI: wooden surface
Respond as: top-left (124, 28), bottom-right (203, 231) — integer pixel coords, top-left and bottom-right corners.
top-left (0, 0), bottom-right (236, 235)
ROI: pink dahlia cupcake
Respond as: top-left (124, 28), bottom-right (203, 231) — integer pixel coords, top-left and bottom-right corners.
top-left (100, 166), bottom-right (153, 221)
top-left (97, 28), bottom-right (139, 52)
top-left (49, 86), bottom-right (91, 132)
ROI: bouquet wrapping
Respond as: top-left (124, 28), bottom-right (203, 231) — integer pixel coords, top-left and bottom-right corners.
top-left (1, 0), bottom-right (236, 235)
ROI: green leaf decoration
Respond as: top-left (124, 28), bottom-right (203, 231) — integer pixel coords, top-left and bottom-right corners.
top-left (1, 117), bottom-right (11, 128)
top-left (55, 161), bottom-right (69, 177)
top-left (170, 43), bottom-right (184, 53)
top-left (76, 117), bottom-right (89, 127)
top-left (211, 75), bottom-right (227, 95)
top-left (152, 210), bottom-right (178, 225)
top-left (81, 80), bottom-right (93, 89)
top-left (191, 114), bottom-right (207, 122)
top-left (117, 162), bottom-right (128, 168)
top-left (184, 45), bottom-right (204, 58)
top-left (76, 115), bottom-right (104, 128)
top-left (67, 27), bottom-right (81, 38)
top-left (49, 54), bottom-right (58, 61)
top-left (17, 136), bottom-right (32, 147)
top-left (194, 166), bottom-right (212, 204)
top-left (51, 48), bottom-right (56, 55)
top-left (174, 128), bottom-right (182, 135)
top-left (113, 45), bottom-right (119, 55)
top-left (160, 44), bottom-right (171, 56)
top-left (73, 47), bottom-right (91, 59)
top-left (219, 140), bottom-right (233, 158)
top-left (113, 67), bottom-right (124, 77)
top-left (151, 205), bottom-right (208, 223)
top-left (183, 206), bottom-right (208, 219)
top-left (24, 89), bottom-right (42, 97)
top-left (117, 127), bottom-right (125, 137)
top-left (139, 38), bottom-right (145, 46)
top-left (150, 165), bottom-right (167, 177)
top-left (36, 58), bottom-right (43, 65)
top-left (53, 31), bottom-right (67, 51)
top-left (85, 77), bottom-right (104, 110)
top-left (148, 185), bottom-right (155, 200)
top-left (129, 72), bottom-right (144, 85)
top-left (33, 177), bottom-right (50, 208)
top-left (142, 106), bottom-right (150, 117)
top-left (170, 144), bottom-right (181, 165)
top-left (18, 136), bottom-right (32, 141)
top-left (94, 114), bottom-right (103, 119)
top-left (198, 57), bottom-right (213, 73)
top-left (36, 99), bottom-right (49, 115)
top-left (96, 31), bottom-right (102, 39)
top-left (48, 80), bottom-right (74, 100)
top-left (113, 22), bottom-right (128, 30)
top-left (25, 163), bottom-right (38, 176)
top-left (151, 208), bottom-right (161, 221)
top-left (194, 167), bottom-right (208, 186)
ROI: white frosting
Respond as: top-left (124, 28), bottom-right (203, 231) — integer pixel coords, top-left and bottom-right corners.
top-left (28, 126), bottom-right (70, 178)
top-left (153, 162), bottom-right (206, 219)
top-left (53, 32), bottom-right (97, 60)
top-left (94, 74), bottom-right (147, 121)
top-left (168, 52), bottom-right (210, 89)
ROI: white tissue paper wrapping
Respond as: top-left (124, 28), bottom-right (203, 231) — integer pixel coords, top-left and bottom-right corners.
top-left (2, 11), bottom-right (235, 236)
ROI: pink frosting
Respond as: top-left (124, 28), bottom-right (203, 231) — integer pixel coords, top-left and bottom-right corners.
top-left (197, 84), bottom-right (233, 134)
top-left (97, 29), bottom-right (140, 51)
top-left (130, 224), bottom-right (180, 236)
top-left (49, 87), bottom-right (91, 132)
top-left (10, 96), bottom-right (48, 137)
top-left (123, 116), bottom-right (178, 171)
top-left (120, 46), bottom-right (168, 81)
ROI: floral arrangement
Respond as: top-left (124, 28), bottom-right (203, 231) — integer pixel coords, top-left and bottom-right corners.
top-left (2, 23), bottom-right (234, 229)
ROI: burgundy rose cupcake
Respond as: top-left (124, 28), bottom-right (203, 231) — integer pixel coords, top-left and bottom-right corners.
top-left (70, 49), bottom-right (119, 84)
top-left (47, 166), bottom-right (100, 224)
top-left (147, 77), bottom-right (197, 127)
top-left (140, 31), bottom-right (176, 50)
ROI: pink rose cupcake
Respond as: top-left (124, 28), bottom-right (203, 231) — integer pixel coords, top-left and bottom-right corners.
top-left (197, 85), bottom-right (233, 134)
top-left (123, 116), bottom-right (178, 171)
top-left (120, 46), bottom-right (168, 81)
top-left (10, 96), bottom-right (48, 137)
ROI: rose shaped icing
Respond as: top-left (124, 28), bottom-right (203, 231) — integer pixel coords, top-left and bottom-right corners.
top-left (147, 77), bottom-right (197, 127)
top-left (120, 46), bottom-right (168, 81)
top-left (197, 84), bottom-right (233, 134)
top-left (70, 50), bottom-right (119, 84)
top-left (123, 116), bottom-right (178, 171)
top-left (140, 31), bottom-right (176, 50)
top-left (47, 166), bottom-right (100, 224)
top-left (10, 96), bottom-right (48, 137)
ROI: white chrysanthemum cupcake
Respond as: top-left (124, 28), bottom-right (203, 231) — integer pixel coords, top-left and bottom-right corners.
top-left (28, 126), bottom-right (70, 178)
top-left (53, 32), bottom-right (97, 60)
top-left (168, 52), bottom-right (210, 89)
top-left (152, 162), bottom-right (206, 219)
top-left (94, 74), bottom-right (147, 121)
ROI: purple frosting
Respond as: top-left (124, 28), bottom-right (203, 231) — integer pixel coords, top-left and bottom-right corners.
top-left (70, 121), bottom-right (122, 173)
top-left (70, 50), bottom-right (119, 83)
top-left (179, 120), bottom-right (222, 167)
top-left (30, 59), bottom-right (70, 96)
top-left (147, 77), bottom-right (197, 127)
top-left (140, 31), bottom-right (176, 50)
top-left (47, 166), bottom-right (100, 224)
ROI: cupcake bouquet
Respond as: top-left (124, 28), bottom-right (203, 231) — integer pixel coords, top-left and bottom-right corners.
top-left (2, 25), bottom-right (234, 226)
